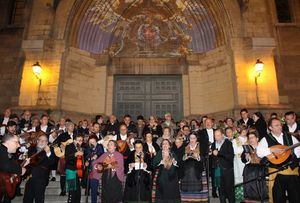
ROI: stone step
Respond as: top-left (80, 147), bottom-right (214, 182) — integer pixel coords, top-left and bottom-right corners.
top-left (20, 179), bottom-right (87, 196)
top-left (12, 195), bottom-right (91, 203)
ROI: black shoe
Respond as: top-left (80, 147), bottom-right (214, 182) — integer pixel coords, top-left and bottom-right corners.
top-left (15, 192), bottom-right (23, 196)
top-left (59, 191), bottom-right (66, 196)
top-left (50, 177), bottom-right (56, 181)
top-left (212, 192), bottom-right (218, 198)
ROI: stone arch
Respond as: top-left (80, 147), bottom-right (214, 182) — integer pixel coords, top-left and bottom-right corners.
top-left (52, 0), bottom-right (245, 117)
top-left (61, 0), bottom-right (237, 56)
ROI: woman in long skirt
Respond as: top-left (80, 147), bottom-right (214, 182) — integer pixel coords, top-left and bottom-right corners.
top-left (93, 140), bottom-right (124, 203)
top-left (124, 140), bottom-right (152, 203)
top-left (232, 125), bottom-right (248, 201)
top-left (153, 139), bottom-right (181, 203)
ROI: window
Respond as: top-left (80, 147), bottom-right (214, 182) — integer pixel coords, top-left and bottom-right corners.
top-left (275, 0), bottom-right (293, 23)
top-left (0, 0), bottom-right (26, 26)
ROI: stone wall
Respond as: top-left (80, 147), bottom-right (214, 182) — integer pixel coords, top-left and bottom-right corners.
top-left (60, 47), bottom-right (107, 115)
top-left (274, 25), bottom-right (300, 112)
top-left (1, 0), bottom-right (299, 121)
top-left (0, 27), bottom-right (24, 109)
top-left (186, 46), bottom-right (235, 115)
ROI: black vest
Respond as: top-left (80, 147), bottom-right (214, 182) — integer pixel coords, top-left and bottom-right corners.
top-left (265, 133), bottom-right (297, 169)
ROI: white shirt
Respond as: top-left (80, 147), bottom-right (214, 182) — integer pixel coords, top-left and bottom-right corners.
top-left (233, 136), bottom-right (248, 155)
top-left (243, 118), bottom-right (249, 124)
top-left (120, 134), bottom-right (127, 141)
top-left (59, 126), bottom-right (66, 133)
top-left (147, 143), bottom-right (156, 154)
top-left (216, 138), bottom-right (225, 150)
top-left (257, 133), bottom-right (300, 158)
top-left (206, 129), bottom-right (214, 144)
top-left (288, 122), bottom-right (297, 133)
top-left (40, 125), bottom-right (48, 133)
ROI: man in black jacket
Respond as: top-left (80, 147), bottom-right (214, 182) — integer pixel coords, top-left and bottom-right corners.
top-left (211, 129), bottom-right (235, 203)
top-left (283, 111), bottom-right (300, 141)
top-left (0, 134), bottom-right (29, 202)
top-left (197, 118), bottom-right (217, 197)
top-left (23, 134), bottom-right (55, 203)
top-left (237, 108), bottom-right (254, 128)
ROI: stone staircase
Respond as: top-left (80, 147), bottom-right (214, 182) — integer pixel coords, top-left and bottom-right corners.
top-left (12, 177), bottom-right (90, 203)
top-left (11, 176), bottom-right (221, 203)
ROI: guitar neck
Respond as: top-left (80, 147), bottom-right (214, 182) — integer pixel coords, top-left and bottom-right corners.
top-left (286, 142), bottom-right (300, 151)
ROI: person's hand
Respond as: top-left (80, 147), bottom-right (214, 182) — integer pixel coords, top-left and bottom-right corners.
top-left (96, 164), bottom-right (103, 171)
top-left (129, 163), bottom-right (135, 169)
top-left (21, 167), bottom-right (26, 176)
top-left (193, 153), bottom-right (200, 160)
top-left (51, 132), bottom-right (58, 139)
top-left (92, 155), bottom-right (98, 160)
top-left (75, 151), bottom-right (84, 157)
top-left (60, 144), bottom-right (65, 150)
top-left (44, 145), bottom-right (51, 154)
top-left (212, 150), bottom-right (218, 156)
top-left (271, 148), bottom-right (284, 154)
top-left (85, 161), bottom-right (89, 167)
top-left (245, 153), bottom-right (251, 161)
top-left (23, 158), bottom-right (30, 167)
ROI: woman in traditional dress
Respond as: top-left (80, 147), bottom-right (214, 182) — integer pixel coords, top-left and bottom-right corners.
top-left (143, 132), bottom-right (160, 171)
top-left (124, 140), bottom-right (152, 203)
top-left (241, 131), bottom-right (268, 201)
top-left (181, 133), bottom-right (203, 192)
top-left (232, 125), bottom-right (248, 201)
top-left (171, 136), bottom-right (185, 179)
top-left (156, 127), bottom-right (174, 147)
top-left (153, 139), bottom-right (181, 203)
top-left (252, 111), bottom-right (268, 140)
top-left (93, 140), bottom-right (124, 203)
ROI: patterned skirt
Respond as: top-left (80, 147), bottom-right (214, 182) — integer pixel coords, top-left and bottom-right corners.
top-left (180, 171), bottom-right (208, 202)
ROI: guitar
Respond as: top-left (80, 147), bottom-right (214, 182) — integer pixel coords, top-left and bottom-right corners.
top-left (267, 142), bottom-right (300, 165)
top-left (0, 153), bottom-right (31, 199)
top-left (76, 144), bottom-right (83, 178)
top-left (0, 171), bottom-right (21, 199)
top-left (53, 139), bottom-right (73, 157)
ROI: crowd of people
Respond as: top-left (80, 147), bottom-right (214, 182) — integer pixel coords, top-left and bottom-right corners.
top-left (0, 107), bottom-right (299, 203)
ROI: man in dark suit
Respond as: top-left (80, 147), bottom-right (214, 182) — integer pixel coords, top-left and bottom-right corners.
top-left (283, 111), bottom-right (300, 141)
top-left (237, 108), bottom-right (254, 128)
top-left (197, 118), bottom-right (217, 197)
top-left (211, 129), bottom-right (235, 203)
top-left (23, 134), bottom-right (55, 203)
top-left (36, 114), bottom-right (53, 134)
top-left (0, 134), bottom-right (29, 202)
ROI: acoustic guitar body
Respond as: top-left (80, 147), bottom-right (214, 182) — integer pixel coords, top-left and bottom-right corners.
top-left (117, 140), bottom-right (127, 154)
top-left (0, 171), bottom-right (20, 199)
top-left (267, 145), bottom-right (291, 165)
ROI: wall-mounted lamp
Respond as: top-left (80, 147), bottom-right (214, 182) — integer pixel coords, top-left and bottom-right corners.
top-left (254, 59), bottom-right (264, 78)
top-left (254, 59), bottom-right (264, 105)
top-left (32, 62), bottom-right (42, 80)
top-left (32, 62), bottom-right (44, 105)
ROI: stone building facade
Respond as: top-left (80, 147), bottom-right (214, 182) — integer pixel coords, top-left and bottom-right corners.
top-left (0, 0), bottom-right (299, 121)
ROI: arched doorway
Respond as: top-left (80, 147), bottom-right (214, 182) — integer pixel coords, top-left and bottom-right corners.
top-left (58, 0), bottom-right (235, 118)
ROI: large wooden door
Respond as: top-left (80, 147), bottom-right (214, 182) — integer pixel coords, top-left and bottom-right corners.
top-left (114, 75), bottom-right (183, 120)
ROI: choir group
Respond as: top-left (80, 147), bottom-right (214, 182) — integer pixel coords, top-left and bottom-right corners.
top-left (0, 108), bottom-right (299, 203)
